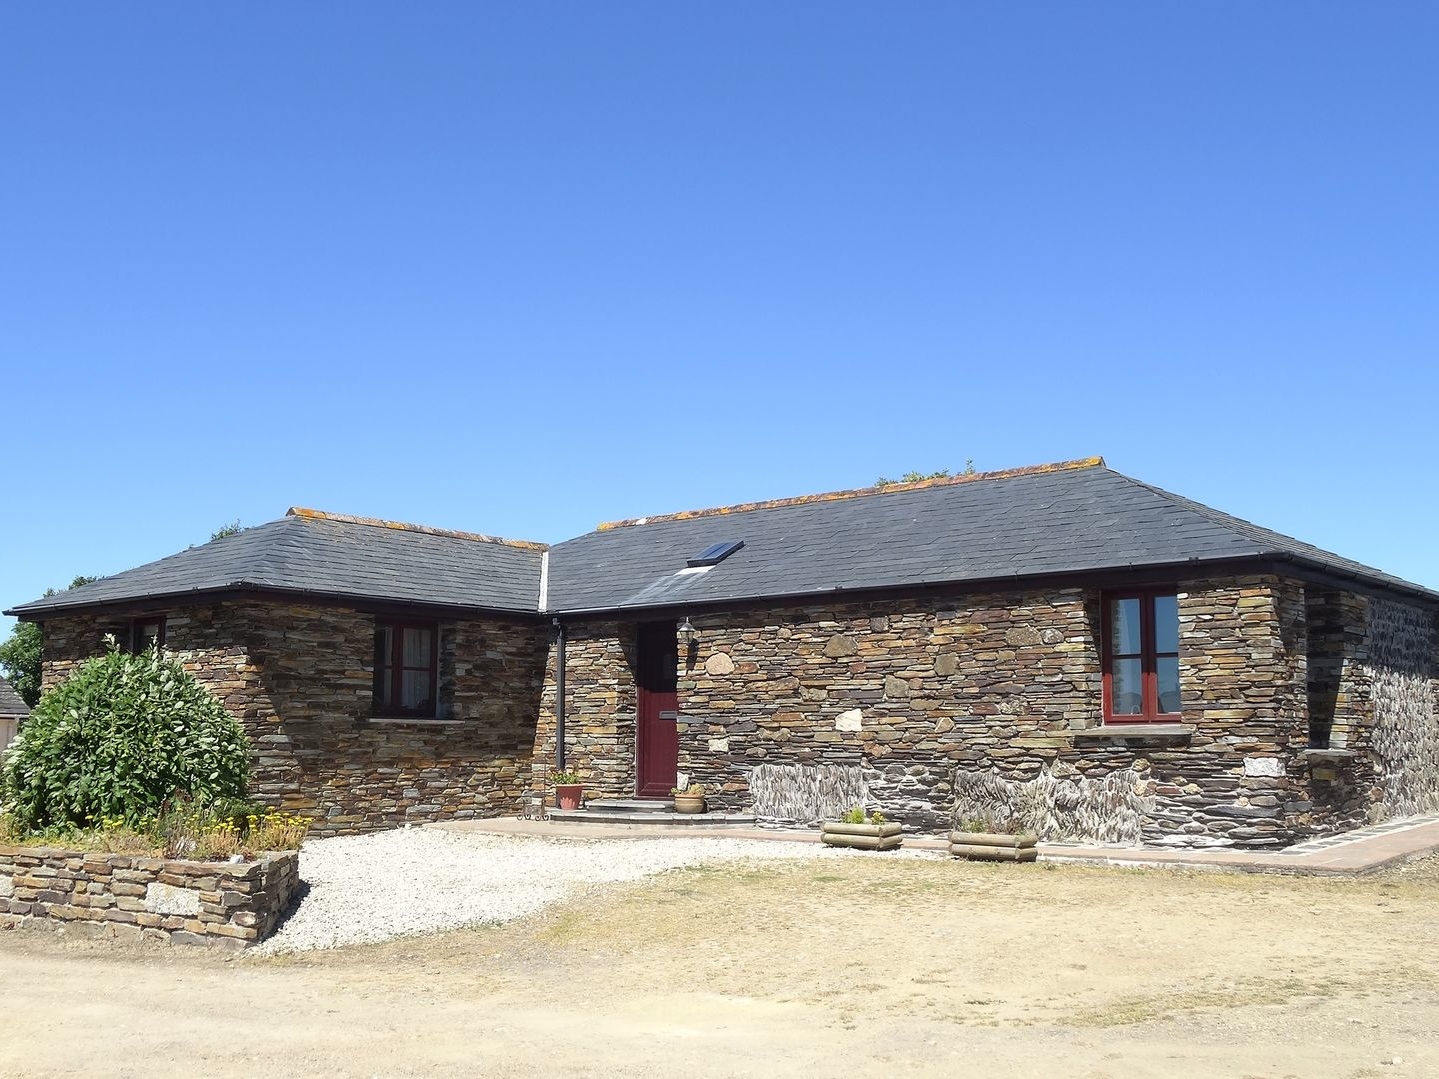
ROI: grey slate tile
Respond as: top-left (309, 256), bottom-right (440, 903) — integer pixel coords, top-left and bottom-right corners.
top-left (7, 462), bottom-right (1435, 621)
top-left (543, 463), bottom-right (1437, 612)
top-left (7, 512), bottom-right (545, 617)
top-left (0, 677), bottom-right (28, 716)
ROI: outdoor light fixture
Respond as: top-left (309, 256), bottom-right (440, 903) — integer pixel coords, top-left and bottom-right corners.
top-left (677, 616), bottom-right (697, 645)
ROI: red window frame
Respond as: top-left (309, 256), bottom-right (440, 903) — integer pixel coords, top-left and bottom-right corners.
top-left (373, 620), bottom-right (440, 718)
top-left (129, 617), bottom-right (166, 653)
top-left (1101, 590), bottom-right (1181, 723)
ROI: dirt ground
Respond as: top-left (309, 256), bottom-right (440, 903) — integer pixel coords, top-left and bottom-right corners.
top-left (3, 851), bottom-right (1439, 1079)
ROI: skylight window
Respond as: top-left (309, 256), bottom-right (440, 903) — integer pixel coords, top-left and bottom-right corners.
top-left (687, 540), bottom-right (744, 568)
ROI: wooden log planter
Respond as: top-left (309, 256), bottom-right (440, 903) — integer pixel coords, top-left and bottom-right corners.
top-left (820, 821), bottom-right (904, 852)
top-left (949, 832), bottom-right (1039, 862)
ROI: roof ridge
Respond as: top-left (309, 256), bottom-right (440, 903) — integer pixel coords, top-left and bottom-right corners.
top-left (286, 508), bottom-right (549, 551)
top-left (594, 457), bottom-right (1107, 532)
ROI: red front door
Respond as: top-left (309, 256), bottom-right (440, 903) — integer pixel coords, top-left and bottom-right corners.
top-left (636, 622), bottom-right (679, 798)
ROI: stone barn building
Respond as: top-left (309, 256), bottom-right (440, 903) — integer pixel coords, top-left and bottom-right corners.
top-left (8, 458), bottom-right (1438, 849)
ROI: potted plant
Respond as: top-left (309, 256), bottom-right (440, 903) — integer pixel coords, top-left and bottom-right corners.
top-left (551, 770), bottom-right (583, 811)
top-left (820, 805), bottom-right (903, 851)
top-left (949, 812), bottom-right (1038, 862)
top-left (671, 783), bottom-right (707, 814)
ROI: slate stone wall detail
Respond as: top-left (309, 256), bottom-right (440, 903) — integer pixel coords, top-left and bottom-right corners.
top-left (748, 763), bottom-right (868, 823)
top-left (31, 573), bottom-right (1438, 848)
top-left (951, 764), bottom-right (1151, 846)
top-left (1368, 598), bottom-right (1439, 817)
top-left (40, 602), bottom-right (548, 836)
top-left (553, 574), bottom-right (1434, 849)
top-left (0, 845), bottom-right (298, 949)
top-left (530, 620), bottom-right (637, 803)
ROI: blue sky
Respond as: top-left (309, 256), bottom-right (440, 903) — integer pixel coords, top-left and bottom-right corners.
top-left (4, 3), bottom-right (1437, 631)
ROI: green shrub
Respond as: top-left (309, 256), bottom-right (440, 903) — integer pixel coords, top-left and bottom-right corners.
top-left (0, 645), bottom-right (250, 831)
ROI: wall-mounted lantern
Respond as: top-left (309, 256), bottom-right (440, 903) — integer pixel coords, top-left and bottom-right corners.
top-left (677, 616), bottom-right (697, 647)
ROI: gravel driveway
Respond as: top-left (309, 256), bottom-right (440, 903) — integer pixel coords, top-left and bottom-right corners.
top-left (252, 827), bottom-right (847, 954)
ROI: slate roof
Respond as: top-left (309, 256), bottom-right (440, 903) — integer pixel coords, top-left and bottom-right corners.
top-left (5, 509), bottom-right (546, 618)
top-left (7, 460), bottom-right (1436, 621)
top-left (543, 459), bottom-right (1439, 612)
top-left (0, 677), bottom-right (28, 717)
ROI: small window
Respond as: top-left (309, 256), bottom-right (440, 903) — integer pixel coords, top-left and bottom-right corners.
top-left (373, 621), bottom-right (438, 717)
top-left (1103, 591), bottom-right (1180, 722)
top-left (129, 617), bottom-right (166, 653)
top-left (687, 540), bottom-right (744, 568)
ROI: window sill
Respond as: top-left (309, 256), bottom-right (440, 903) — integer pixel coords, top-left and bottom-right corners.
top-left (368, 717), bottom-right (464, 726)
top-left (1073, 723), bottom-right (1194, 741)
top-left (1301, 748), bottom-right (1357, 761)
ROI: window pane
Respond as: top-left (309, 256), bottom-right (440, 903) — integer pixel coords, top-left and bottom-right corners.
top-left (1157, 656), bottom-right (1181, 714)
top-left (1153, 594), bottom-right (1179, 654)
top-left (402, 627), bottom-right (432, 667)
top-left (401, 669), bottom-right (432, 711)
top-left (1109, 598), bottom-right (1141, 655)
top-left (374, 626), bottom-right (394, 710)
top-left (1111, 657), bottom-right (1143, 715)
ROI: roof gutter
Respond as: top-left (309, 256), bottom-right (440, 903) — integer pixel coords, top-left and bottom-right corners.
top-left (544, 552), bottom-right (1439, 620)
top-left (538, 556), bottom-right (1270, 619)
top-left (1265, 552), bottom-right (1439, 608)
top-left (4, 582), bottom-right (547, 622)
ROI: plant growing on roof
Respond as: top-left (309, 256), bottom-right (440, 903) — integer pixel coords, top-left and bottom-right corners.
top-left (0, 643), bottom-right (250, 831)
top-left (874, 461), bottom-right (976, 487)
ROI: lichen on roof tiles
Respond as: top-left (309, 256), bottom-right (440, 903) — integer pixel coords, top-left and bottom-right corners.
top-left (286, 507), bottom-right (549, 551)
top-left (594, 457), bottom-right (1106, 531)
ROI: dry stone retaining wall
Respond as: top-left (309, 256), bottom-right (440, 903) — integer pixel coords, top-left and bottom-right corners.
top-left (0, 846), bottom-right (299, 949)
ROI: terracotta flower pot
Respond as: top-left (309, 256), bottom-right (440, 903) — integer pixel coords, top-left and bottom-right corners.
top-left (554, 784), bottom-right (583, 811)
top-left (673, 794), bottom-right (706, 814)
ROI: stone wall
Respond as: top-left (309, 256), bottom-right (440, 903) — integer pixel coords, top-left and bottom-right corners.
top-left (1306, 589), bottom-right (1372, 751)
top-left (556, 574), bottom-right (1425, 849)
top-left (39, 602), bottom-right (548, 836)
top-left (1144, 575), bottom-right (1312, 846)
top-left (30, 575), bottom-right (1438, 847)
top-left (0, 846), bottom-right (299, 949)
top-left (676, 586), bottom-right (1100, 833)
top-left (1368, 598), bottom-right (1439, 817)
top-left (531, 620), bottom-right (637, 804)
